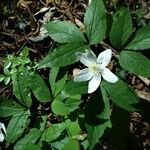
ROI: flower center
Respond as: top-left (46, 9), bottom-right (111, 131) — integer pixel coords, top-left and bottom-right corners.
top-left (90, 63), bottom-right (102, 76)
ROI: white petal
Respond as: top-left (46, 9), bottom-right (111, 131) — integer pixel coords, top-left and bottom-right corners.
top-left (102, 68), bottom-right (118, 83)
top-left (97, 49), bottom-right (112, 67)
top-left (0, 132), bottom-right (4, 142)
top-left (74, 68), bottom-right (92, 82)
top-left (0, 123), bottom-right (6, 135)
top-left (77, 50), bottom-right (97, 67)
top-left (88, 76), bottom-right (101, 93)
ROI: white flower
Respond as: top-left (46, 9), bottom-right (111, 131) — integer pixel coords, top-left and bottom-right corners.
top-left (0, 122), bottom-right (6, 142)
top-left (74, 49), bottom-right (118, 93)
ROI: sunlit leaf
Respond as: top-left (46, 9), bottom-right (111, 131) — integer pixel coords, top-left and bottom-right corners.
top-left (84, 0), bottom-right (106, 44)
top-left (38, 43), bottom-right (89, 68)
top-left (125, 25), bottom-right (150, 50)
top-left (110, 8), bottom-right (132, 49)
top-left (45, 21), bottom-right (86, 43)
top-left (119, 51), bottom-right (150, 77)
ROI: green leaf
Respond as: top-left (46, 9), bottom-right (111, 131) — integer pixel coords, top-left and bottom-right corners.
top-left (51, 100), bottom-right (70, 116)
top-left (12, 71), bottom-right (32, 107)
top-left (0, 98), bottom-right (25, 117)
top-left (49, 67), bottom-right (67, 97)
top-left (125, 25), bottom-right (150, 50)
top-left (86, 120), bottom-right (111, 150)
top-left (67, 120), bottom-right (81, 137)
top-left (20, 47), bottom-right (29, 57)
top-left (110, 8), bottom-right (132, 49)
top-left (45, 21), bottom-right (86, 43)
top-left (4, 60), bottom-right (12, 70)
top-left (102, 80), bottom-right (140, 111)
top-left (29, 74), bottom-right (52, 103)
top-left (38, 43), bottom-right (89, 68)
top-left (0, 74), bottom-right (5, 82)
top-left (100, 86), bottom-right (111, 120)
top-left (49, 67), bottom-right (59, 94)
top-left (41, 122), bottom-right (66, 142)
top-left (119, 51), bottom-right (150, 77)
top-left (6, 110), bottom-right (30, 144)
top-left (61, 81), bottom-right (88, 97)
top-left (4, 76), bottom-right (10, 85)
top-left (51, 95), bottom-right (81, 116)
top-left (50, 137), bottom-right (69, 150)
top-left (62, 139), bottom-right (80, 150)
top-left (85, 88), bottom-right (111, 150)
top-left (14, 128), bottom-right (42, 150)
top-left (65, 98), bottom-right (81, 113)
top-left (24, 143), bottom-right (41, 150)
top-left (84, 0), bottom-right (106, 44)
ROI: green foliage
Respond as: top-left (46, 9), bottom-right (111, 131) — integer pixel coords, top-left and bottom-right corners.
top-left (85, 87), bottom-right (111, 150)
top-left (12, 71), bottom-right (32, 107)
top-left (41, 122), bottom-right (66, 142)
top-left (38, 43), bottom-right (89, 68)
top-left (23, 143), bottom-right (41, 150)
top-left (6, 110), bottom-right (30, 144)
top-left (102, 80), bottom-right (140, 111)
top-left (119, 51), bottom-right (150, 77)
top-left (110, 8), bottom-right (132, 49)
top-left (51, 94), bottom-right (81, 116)
top-left (51, 99), bottom-right (70, 116)
top-left (126, 25), bottom-right (150, 50)
top-left (1, 0), bottom-right (150, 149)
top-left (49, 67), bottom-right (67, 97)
top-left (62, 139), bottom-right (80, 150)
top-left (14, 128), bottom-right (42, 150)
top-left (62, 81), bottom-right (88, 97)
top-left (1, 47), bottom-right (30, 85)
top-left (0, 98), bottom-right (24, 117)
top-left (45, 21), bottom-right (86, 43)
top-left (84, 0), bottom-right (106, 44)
top-left (29, 73), bottom-right (52, 102)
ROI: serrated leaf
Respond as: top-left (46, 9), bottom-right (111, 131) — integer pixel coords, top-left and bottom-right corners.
top-left (38, 43), bottom-right (89, 68)
top-left (0, 98), bottom-right (25, 117)
top-left (12, 71), bottom-right (32, 107)
top-left (54, 75), bottom-right (67, 96)
top-left (51, 95), bottom-right (81, 116)
top-left (67, 120), bottom-right (81, 137)
top-left (49, 67), bottom-right (67, 97)
top-left (29, 74), bottom-right (52, 103)
top-left (41, 122), bottom-right (66, 142)
top-left (84, 0), bottom-right (106, 44)
top-left (49, 67), bottom-right (59, 94)
top-left (24, 143), bottom-right (41, 150)
top-left (51, 100), bottom-right (70, 116)
top-left (102, 80), bottom-right (140, 111)
top-left (125, 25), bottom-right (150, 50)
top-left (110, 8), bottom-right (132, 49)
top-left (6, 110), bottom-right (30, 144)
top-left (50, 137), bottom-right (69, 150)
top-left (61, 81), bottom-right (88, 97)
top-left (45, 21), bottom-right (86, 43)
top-left (65, 98), bottom-right (81, 113)
top-left (85, 88), bottom-right (111, 150)
top-left (62, 139), bottom-right (80, 150)
top-left (119, 51), bottom-right (150, 77)
top-left (86, 120), bottom-right (111, 150)
top-left (14, 128), bottom-right (42, 150)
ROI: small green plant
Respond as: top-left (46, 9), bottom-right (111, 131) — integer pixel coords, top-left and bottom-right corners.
top-left (0, 0), bottom-right (150, 149)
